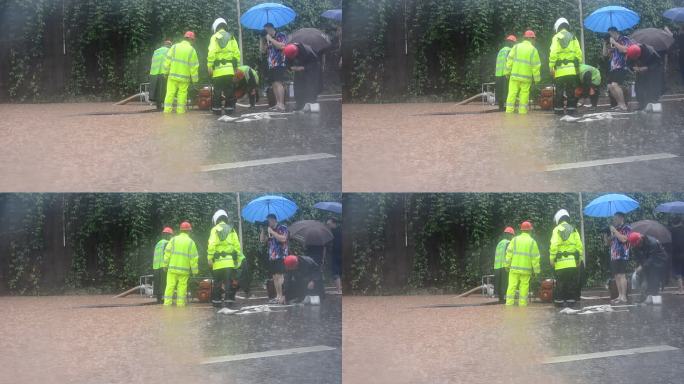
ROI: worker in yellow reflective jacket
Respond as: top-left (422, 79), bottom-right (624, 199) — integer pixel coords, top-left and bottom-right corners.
top-left (494, 226), bottom-right (515, 303)
top-left (495, 35), bottom-right (517, 111)
top-left (163, 31), bottom-right (199, 114)
top-left (208, 18), bottom-right (241, 116)
top-left (505, 221), bottom-right (541, 306)
top-left (505, 30), bottom-right (541, 114)
top-left (549, 18), bottom-right (583, 115)
top-left (549, 209), bottom-right (584, 307)
top-left (149, 39), bottom-right (172, 111)
top-left (163, 221), bottom-right (198, 307)
top-left (234, 65), bottom-right (260, 108)
top-left (208, 209), bottom-right (245, 308)
top-left (152, 226), bottom-right (174, 303)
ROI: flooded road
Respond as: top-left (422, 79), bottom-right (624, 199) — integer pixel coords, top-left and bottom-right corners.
top-left (343, 99), bottom-right (684, 192)
top-left (343, 294), bottom-right (684, 384)
top-left (0, 295), bottom-right (341, 384)
top-left (0, 98), bottom-right (341, 192)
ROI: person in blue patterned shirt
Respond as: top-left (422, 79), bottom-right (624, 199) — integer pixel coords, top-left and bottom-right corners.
top-left (260, 23), bottom-right (289, 112)
top-left (603, 212), bottom-right (632, 304)
top-left (260, 213), bottom-right (289, 304)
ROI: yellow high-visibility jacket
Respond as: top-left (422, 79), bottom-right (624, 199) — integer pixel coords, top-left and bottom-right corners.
top-left (505, 40), bottom-right (541, 83)
top-left (494, 239), bottom-right (510, 270)
top-left (549, 221), bottom-right (584, 270)
top-left (549, 29), bottom-right (583, 78)
top-left (579, 64), bottom-right (601, 86)
top-left (150, 46), bottom-right (169, 76)
top-left (164, 40), bottom-right (199, 84)
top-left (495, 46), bottom-right (512, 77)
top-left (152, 239), bottom-right (168, 270)
top-left (163, 232), bottom-right (199, 276)
top-left (505, 232), bottom-right (541, 275)
top-left (207, 223), bottom-right (245, 270)
top-left (208, 29), bottom-right (241, 78)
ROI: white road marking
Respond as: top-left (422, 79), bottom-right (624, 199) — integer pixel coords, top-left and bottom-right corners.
top-left (545, 153), bottom-right (678, 172)
top-left (201, 153), bottom-right (336, 172)
top-left (200, 345), bottom-right (337, 365)
top-left (542, 345), bottom-right (679, 364)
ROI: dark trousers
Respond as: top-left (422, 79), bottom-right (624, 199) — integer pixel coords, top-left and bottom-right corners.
top-left (153, 269), bottom-right (166, 303)
top-left (212, 75), bottom-right (236, 115)
top-left (554, 75), bottom-right (579, 115)
top-left (212, 267), bottom-right (240, 305)
top-left (495, 76), bottom-right (509, 111)
top-left (635, 66), bottom-right (664, 108)
top-left (494, 268), bottom-right (508, 302)
top-left (554, 267), bottom-right (579, 304)
top-left (149, 75), bottom-right (167, 110)
top-left (284, 276), bottom-right (324, 303)
top-left (294, 63), bottom-right (322, 110)
top-left (643, 265), bottom-right (663, 296)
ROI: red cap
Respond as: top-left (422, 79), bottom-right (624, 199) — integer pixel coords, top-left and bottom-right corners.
top-left (523, 30), bottom-right (536, 39)
top-left (520, 221), bottom-right (533, 231)
top-left (284, 255), bottom-right (299, 270)
top-left (236, 69), bottom-right (245, 80)
top-left (506, 35), bottom-right (517, 42)
top-left (180, 221), bottom-right (192, 231)
top-left (628, 232), bottom-right (642, 247)
top-left (626, 44), bottom-right (641, 60)
top-left (184, 31), bottom-right (195, 41)
top-left (162, 227), bottom-right (174, 235)
top-left (504, 226), bottom-right (516, 235)
top-left (283, 44), bottom-right (299, 60)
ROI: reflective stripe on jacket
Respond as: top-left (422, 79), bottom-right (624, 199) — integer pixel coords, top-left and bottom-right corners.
top-left (505, 232), bottom-right (540, 275)
top-left (505, 40), bottom-right (541, 83)
top-left (163, 232), bottom-right (198, 275)
top-left (495, 46), bottom-right (512, 77)
top-left (208, 29), bottom-right (241, 78)
top-left (164, 40), bottom-right (199, 83)
top-left (494, 239), bottom-right (510, 269)
top-left (153, 239), bottom-right (168, 270)
top-left (207, 223), bottom-right (245, 270)
top-left (150, 46), bottom-right (169, 75)
top-left (549, 29), bottom-right (583, 78)
top-left (549, 221), bottom-right (584, 270)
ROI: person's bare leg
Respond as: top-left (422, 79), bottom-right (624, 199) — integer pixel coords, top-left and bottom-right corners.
top-left (334, 277), bottom-right (342, 294)
top-left (617, 273), bottom-right (628, 301)
top-left (610, 82), bottom-right (627, 109)
top-left (273, 81), bottom-right (285, 109)
top-left (678, 276), bottom-right (683, 294)
top-left (274, 273), bottom-right (284, 303)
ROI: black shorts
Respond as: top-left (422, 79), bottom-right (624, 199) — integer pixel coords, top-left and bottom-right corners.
top-left (611, 259), bottom-right (628, 275)
top-left (607, 68), bottom-right (627, 85)
top-left (267, 67), bottom-right (289, 83)
top-left (269, 258), bottom-right (285, 275)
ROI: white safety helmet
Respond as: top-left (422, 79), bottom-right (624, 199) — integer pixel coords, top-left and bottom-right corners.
top-left (212, 209), bottom-right (229, 225)
top-left (212, 18), bottom-right (227, 33)
top-left (554, 17), bottom-right (569, 33)
top-left (554, 209), bottom-right (570, 225)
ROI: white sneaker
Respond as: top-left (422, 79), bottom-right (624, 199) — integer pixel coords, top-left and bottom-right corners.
top-left (652, 295), bottom-right (662, 305)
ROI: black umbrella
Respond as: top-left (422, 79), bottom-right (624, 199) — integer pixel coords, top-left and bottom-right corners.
top-left (631, 220), bottom-right (671, 244)
top-left (288, 28), bottom-right (332, 53)
top-left (288, 220), bottom-right (333, 246)
top-left (630, 28), bottom-right (674, 52)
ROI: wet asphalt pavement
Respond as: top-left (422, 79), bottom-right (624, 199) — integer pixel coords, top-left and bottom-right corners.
top-left (0, 294), bottom-right (341, 384)
top-left (343, 292), bottom-right (684, 384)
top-left (0, 97), bottom-right (340, 192)
top-left (343, 98), bottom-right (684, 192)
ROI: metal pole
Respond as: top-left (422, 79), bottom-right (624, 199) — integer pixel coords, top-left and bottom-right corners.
top-left (237, 0), bottom-right (243, 64)
top-left (237, 192), bottom-right (244, 248)
top-left (578, 0), bottom-right (585, 62)
top-left (579, 192), bottom-right (586, 267)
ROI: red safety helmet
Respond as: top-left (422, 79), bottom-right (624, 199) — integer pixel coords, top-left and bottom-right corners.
top-left (235, 69), bottom-right (245, 80)
top-left (180, 221), bottom-right (192, 231)
top-left (628, 232), bottom-right (642, 247)
top-left (184, 31), bottom-right (196, 41)
top-left (283, 44), bottom-right (299, 59)
top-left (626, 44), bottom-right (641, 60)
top-left (520, 221), bottom-right (533, 231)
top-left (504, 226), bottom-right (516, 235)
top-left (523, 30), bottom-right (536, 39)
top-left (506, 35), bottom-right (517, 42)
top-left (162, 227), bottom-right (174, 235)
top-left (283, 255), bottom-right (299, 270)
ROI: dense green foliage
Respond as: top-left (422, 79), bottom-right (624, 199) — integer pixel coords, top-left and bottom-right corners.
top-left (346, 193), bottom-right (684, 294)
top-left (2, 0), bottom-right (339, 101)
top-left (344, 0), bottom-right (680, 102)
top-left (0, 193), bottom-right (339, 294)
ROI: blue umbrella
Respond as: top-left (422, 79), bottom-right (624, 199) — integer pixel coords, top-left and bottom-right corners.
top-left (664, 8), bottom-right (684, 23)
top-left (321, 9), bottom-right (342, 22)
top-left (655, 201), bottom-right (684, 214)
top-left (584, 194), bottom-right (640, 217)
top-left (314, 201), bottom-right (342, 214)
top-left (584, 6), bottom-right (640, 33)
top-left (242, 195), bottom-right (298, 223)
top-left (241, 3), bottom-right (296, 30)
